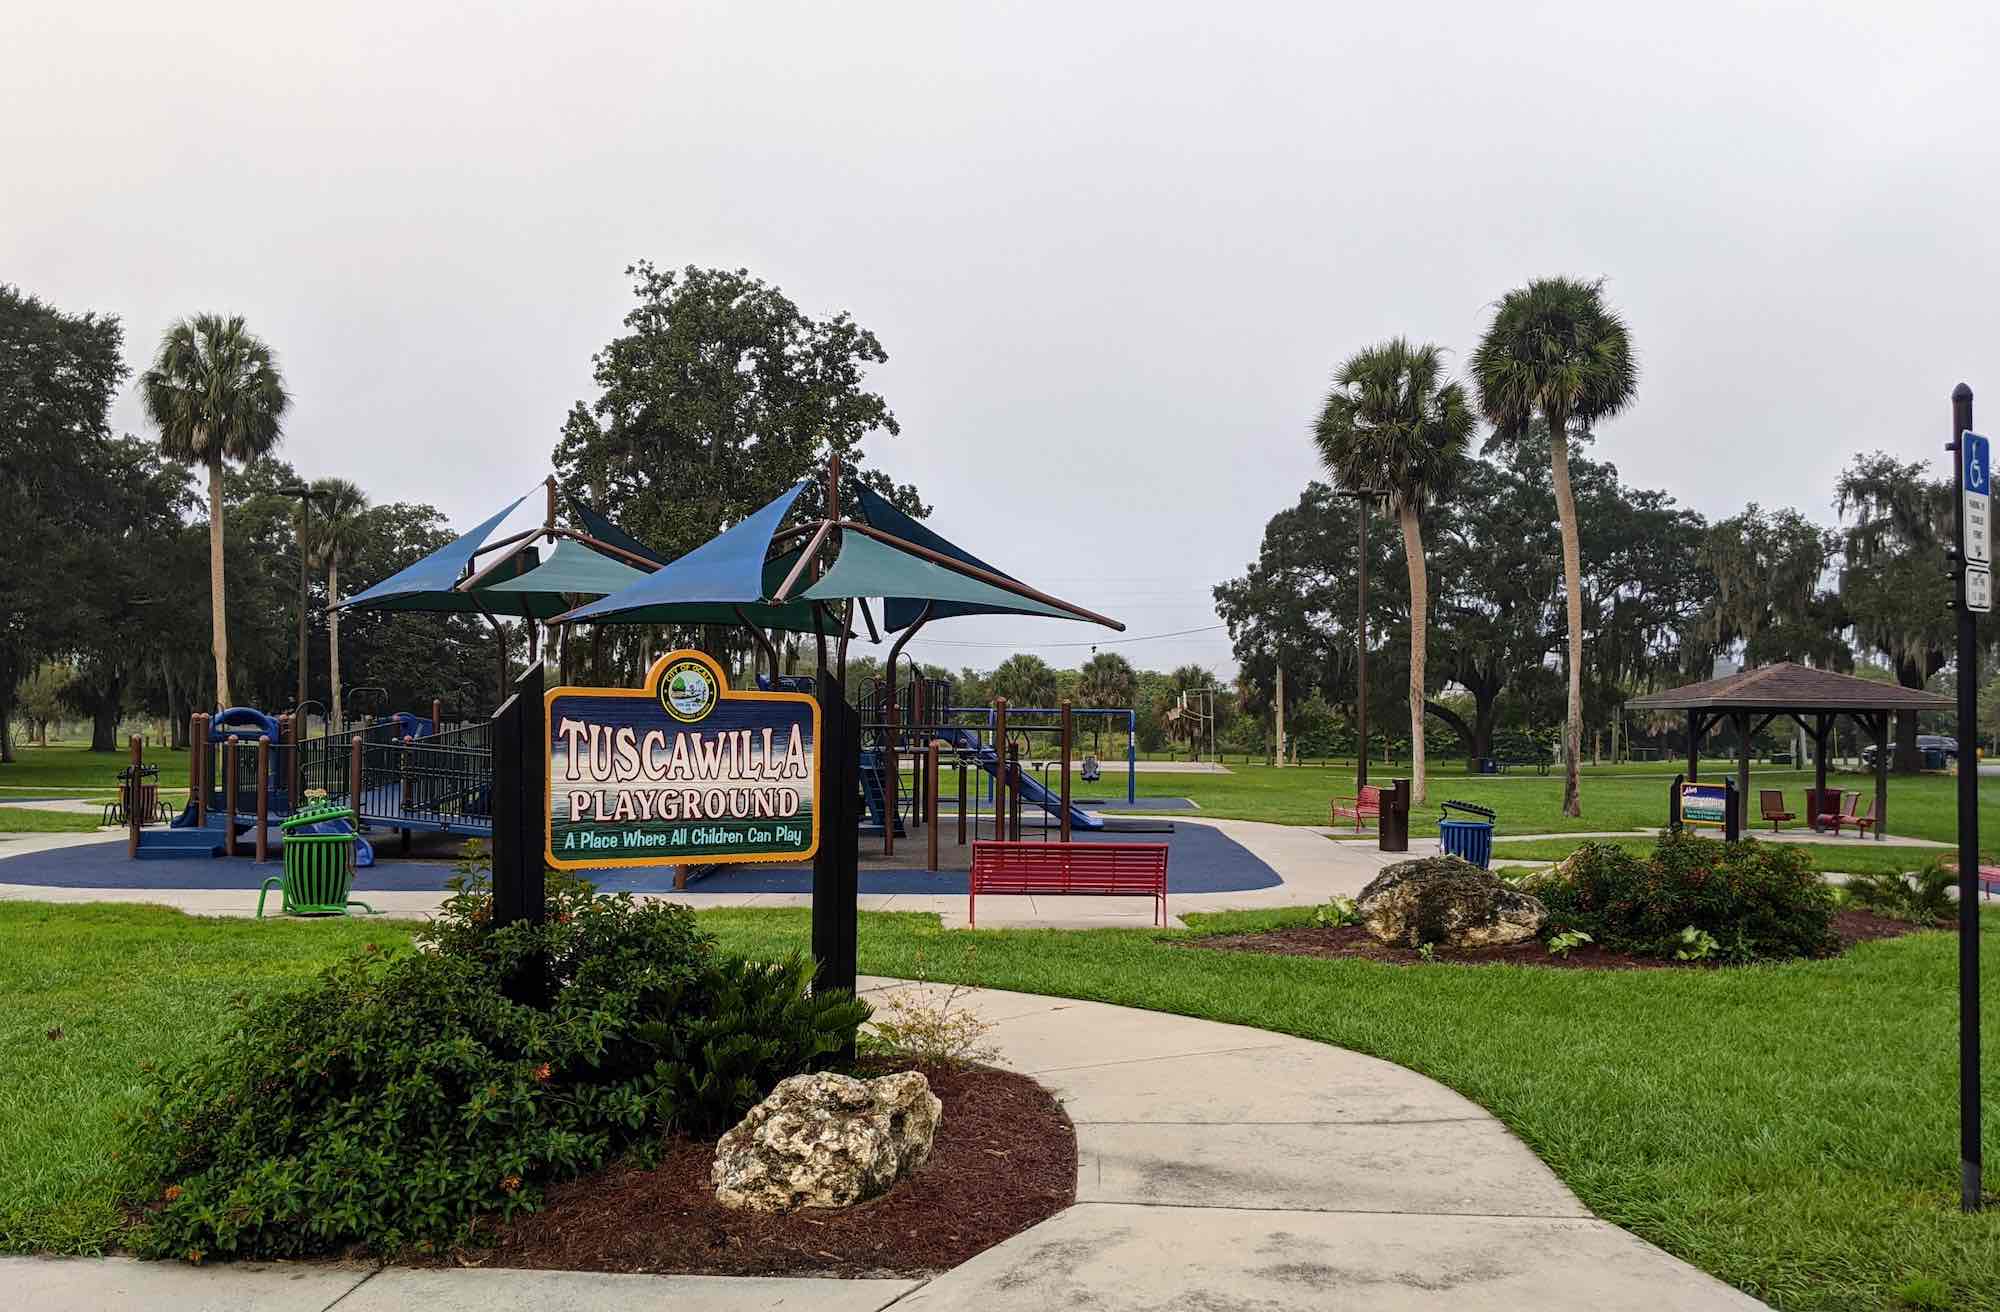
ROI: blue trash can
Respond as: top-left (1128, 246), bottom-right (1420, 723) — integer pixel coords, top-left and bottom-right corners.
top-left (1438, 817), bottom-right (1495, 869)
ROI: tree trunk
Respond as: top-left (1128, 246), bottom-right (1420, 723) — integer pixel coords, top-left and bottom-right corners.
top-left (328, 559), bottom-right (344, 729)
top-left (1399, 505), bottom-right (1428, 804)
top-left (208, 460), bottom-right (233, 709)
top-left (1548, 416), bottom-right (1585, 817)
top-left (90, 700), bottom-right (120, 752)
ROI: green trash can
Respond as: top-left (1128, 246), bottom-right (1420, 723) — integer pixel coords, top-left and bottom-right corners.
top-left (260, 803), bottom-right (374, 918)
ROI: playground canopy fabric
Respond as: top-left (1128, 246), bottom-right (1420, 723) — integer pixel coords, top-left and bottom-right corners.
top-left (557, 479), bottom-right (1118, 633)
top-left (339, 496), bottom-right (530, 615)
top-left (798, 531), bottom-right (1072, 621)
top-left (567, 492), bottom-right (668, 566)
top-left (477, 539), bottom-right (652, 618)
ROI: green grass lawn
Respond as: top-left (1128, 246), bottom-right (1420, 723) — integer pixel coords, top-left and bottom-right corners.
top-left (0, 904), bottom-right (413, 1254)
top-left (5, 900), bottom-right (1995, 1309)
top-left (0, 743), bottom-right (189, 791)
top-left (0, 809), bottom-right (110, 834)
top-left (1488, 835), bottom-right (1960, 879)
top-left (1103, 759), bottom-right (1997, 851)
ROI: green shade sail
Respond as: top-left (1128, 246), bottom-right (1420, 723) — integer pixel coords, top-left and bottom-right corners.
top-left (479, 539), bottom-right (651, 619)
top-left (568, 548), bottom-right (838, 634)
top-left (798, 531), bottom-right (1073, 621)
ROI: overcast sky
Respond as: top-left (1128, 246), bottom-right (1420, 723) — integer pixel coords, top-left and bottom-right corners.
top-left (10, 1), bottom-right (1998, 677)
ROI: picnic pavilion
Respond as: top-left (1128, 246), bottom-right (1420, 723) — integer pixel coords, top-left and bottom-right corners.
top-left (1625, 662), bottom-right (1954, 841)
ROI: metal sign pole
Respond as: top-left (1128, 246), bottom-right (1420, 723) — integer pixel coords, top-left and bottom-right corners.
top-left (1948, 382), bottom-right (1984, 1213)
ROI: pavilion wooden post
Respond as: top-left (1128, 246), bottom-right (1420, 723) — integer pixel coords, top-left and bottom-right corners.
top-left (255, 736), bottom-right (270, 862)
top-left (223, 740), bottom-right (238, 857)
top-left (1813, 713), bottom-right (1829, 815)
top-left (126, 735), bottom-right (143, 859)
top-left (992, 698), bottom-right (1009, 840)
top-left (1735, 712), bottom-right (1752, 812)
top-left (432, 697), bottom-right (443, 732)
top-left (1873, 711), bottom-right (1889, 842)
top-left (926, 739), bottom-right (942, 872)
top-left (1686, 710), bottom-right (1700, 781)
top-left (1059, 700), bottom-right (1073, 843)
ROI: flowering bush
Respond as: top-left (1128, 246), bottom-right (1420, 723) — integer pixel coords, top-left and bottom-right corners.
top-left (1528, 832), bottom-right (1836, 961)
top-left (119, 852), bottom-right (868, 1260)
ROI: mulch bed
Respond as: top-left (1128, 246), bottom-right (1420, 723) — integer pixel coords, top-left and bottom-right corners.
top-left (1187, 909), bottom-right (1954, 971)
top-left (443, 1058), bottom-right (1074, 1278)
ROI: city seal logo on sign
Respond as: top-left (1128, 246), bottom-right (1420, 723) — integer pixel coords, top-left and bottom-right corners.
top-left (659, 656), bottom-right (719, 722)
top-left (544, 650), bottom-right (821, 872)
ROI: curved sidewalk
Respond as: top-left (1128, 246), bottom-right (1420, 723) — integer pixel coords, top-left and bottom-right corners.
top-left (7, 980), bottom-right (1765, 1311)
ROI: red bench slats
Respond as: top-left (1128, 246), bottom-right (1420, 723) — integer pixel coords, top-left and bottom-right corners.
top-left (970, 840), bottom-right (1169, 927)
top-left (1330, 784), bottom-right (1382, 830)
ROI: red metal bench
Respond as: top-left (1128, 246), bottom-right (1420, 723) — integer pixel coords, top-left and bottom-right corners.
top-left (969, 840), bottom-right (1170, 928)
top-left (1330, 784), bottom-right (1382, 831)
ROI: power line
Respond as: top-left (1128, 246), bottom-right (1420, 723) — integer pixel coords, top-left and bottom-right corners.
top-left (897, 623), bottom-right (1231, 650)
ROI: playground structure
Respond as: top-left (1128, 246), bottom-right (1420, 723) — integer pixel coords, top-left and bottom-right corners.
top-left (130, 697), bottom-right (494, 862)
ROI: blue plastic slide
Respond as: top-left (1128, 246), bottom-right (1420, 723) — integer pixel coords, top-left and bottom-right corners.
top-left (935, 729), bottom-right (1102, 831)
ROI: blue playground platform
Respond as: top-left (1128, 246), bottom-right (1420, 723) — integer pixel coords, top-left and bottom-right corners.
top-left (1, 821), bottom-right (1281, 896)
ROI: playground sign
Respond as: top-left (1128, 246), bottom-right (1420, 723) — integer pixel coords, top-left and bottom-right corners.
top-left (544, 649), bottom-right (820, 871)
top-left (1679, 781), bottom-right (1728, 827)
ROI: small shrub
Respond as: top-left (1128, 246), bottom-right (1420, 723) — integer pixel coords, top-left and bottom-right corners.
top-left (1843, 860), bottom-right (1955, 925)
top-left (1545, 930), bottom-right (1592, 959)
top-left (866, 947), bottom-right (999, 1066)
top-left (1530, 833), bottom-right (1835, 961)
top-left (1673, 926), bottom-right (1720, 961)
top-left (1313, 895), bottom-right (1362, 928)
top-left (118, 859), bottom-right (868, 1261)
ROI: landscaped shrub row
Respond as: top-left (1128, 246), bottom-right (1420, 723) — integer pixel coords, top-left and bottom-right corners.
top-left (117, 860), bottom-right (869, 1261)
top-left (1527, 832), bottom-right (1837, 961)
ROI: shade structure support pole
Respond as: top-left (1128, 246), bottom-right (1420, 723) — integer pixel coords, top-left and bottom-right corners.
top-left (490, 661), bottom-right (548, 1005)
top-left (1686, 710), bottom-right (1701, 781)
top-left (1060, 701), bottom-right (1073, 843)
top-left (1873, 712), bottom-right (1888, 843)
top-left (926, 739), bottom-right (942, 872)
top-left (1814, 713), bottom-right (1829, 823)
top-left (993, 698), bottom-right (1009, 840)
top-left (734, 608), bottom-right (780, 686)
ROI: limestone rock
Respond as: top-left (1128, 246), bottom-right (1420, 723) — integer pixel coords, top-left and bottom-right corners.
top-left (712, 1070), bottom-right (942, 1212)
top-left (1358, 854), bottom-right (1547, 948)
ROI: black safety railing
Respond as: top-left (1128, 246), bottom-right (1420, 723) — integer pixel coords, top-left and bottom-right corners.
top-left (353, 738), bottom-right (493, 830)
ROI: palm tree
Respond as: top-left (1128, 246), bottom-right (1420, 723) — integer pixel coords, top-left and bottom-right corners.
top-left (140, 316), bottom-right (290, 709)
top-left (309, 478), bottom-right (370, 728)
top-left (991, 653), bottom-right (1058, 708)
top-left (1472, 279), bottom-right (1636, 817)
top-left (1314, 338), bottom-right (1473, 804)
top-left (1078, 651), bottom-right (1137, 709)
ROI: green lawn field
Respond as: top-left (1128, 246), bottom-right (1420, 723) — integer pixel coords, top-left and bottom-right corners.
top-left (5, 901), bottom-right (1995, 1310)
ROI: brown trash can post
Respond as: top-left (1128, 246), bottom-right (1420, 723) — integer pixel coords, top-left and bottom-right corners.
top-left (1378, 778), bottom-right (1411, 853)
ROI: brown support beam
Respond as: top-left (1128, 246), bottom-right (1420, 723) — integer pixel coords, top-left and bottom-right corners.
top-left (1059, 700), bottom-right (1073, 843)
top-left (1874, 711), bottom-right (1889, 842)
top-left (192, 713), bottom-right (209, 827)
top-left (1686, 710), bottom-right (1702, 781)
top-left (255, 735), bottom-right (270, 863)
top-left (883, 693), bottom-right (897, 858)
top-left (956, 749), bottom-right (968, 849)
top-left (926, 739), bottom-right (942, 872)
top-left (1813, 712), bottom-right (1830, 825)
top-left (348, 733), bottom-right (364, 814)
top-left (1736, 711), bottom-right (1752, 809)
top-left (224, 740), bottom-right (238, 858)
top-left (993, 698), bottom-right (1009, 840)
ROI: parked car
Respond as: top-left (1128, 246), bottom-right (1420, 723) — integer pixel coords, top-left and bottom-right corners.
top-left (1861, 734), bottom-right (1957, 766)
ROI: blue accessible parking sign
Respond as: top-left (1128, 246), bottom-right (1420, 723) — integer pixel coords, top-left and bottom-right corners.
top-left (1963, 431), bottom-right (1990, 612)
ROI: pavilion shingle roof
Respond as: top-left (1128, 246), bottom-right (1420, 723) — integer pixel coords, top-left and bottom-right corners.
top-left (1625, 662), bottom-right (1952, 713)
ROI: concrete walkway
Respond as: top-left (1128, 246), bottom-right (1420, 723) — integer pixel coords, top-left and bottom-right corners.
top-left (4, 979), bottom-right (1763, 1310)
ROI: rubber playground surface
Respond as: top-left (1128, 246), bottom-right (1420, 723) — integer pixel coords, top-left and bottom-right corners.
top-left (0, 820), bottom-right (1280, 896)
